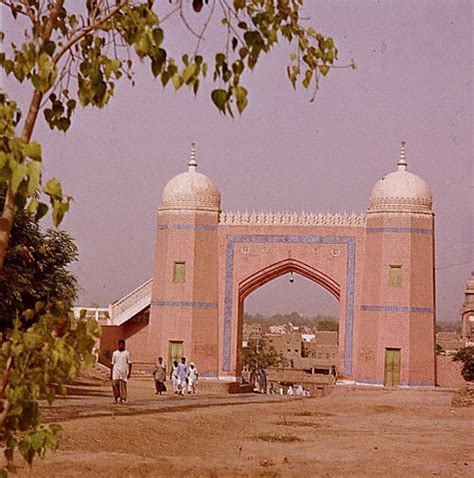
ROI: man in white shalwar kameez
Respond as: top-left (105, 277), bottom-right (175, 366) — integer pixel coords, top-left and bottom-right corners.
top-left (187, 362), bottom-right (199, 394)
top-left (176, 357), bottom-right (189, 396)
top-left (110, 339), bottom-right (132, 404)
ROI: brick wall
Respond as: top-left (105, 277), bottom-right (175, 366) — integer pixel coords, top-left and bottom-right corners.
top-left (436, 356), bottom-right (466, 388)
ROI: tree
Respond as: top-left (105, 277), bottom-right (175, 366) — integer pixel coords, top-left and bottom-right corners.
top-left (0, 0), bottom-right (352, 269)
top-left (0, 2), bottom-right (350, 473)
top-left (452, 347), bottom-right (474, 382)
top-left (0, 198), bottom-right (78, 333)
top-left (240, 338), bottom-right (283, 371)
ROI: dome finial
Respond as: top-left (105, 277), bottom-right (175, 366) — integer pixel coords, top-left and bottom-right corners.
top-left (398, 141), bottom-right (407, 171)
top-left (188, 142), bottom-right (197, 172)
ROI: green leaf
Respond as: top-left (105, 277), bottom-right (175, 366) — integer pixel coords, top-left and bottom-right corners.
top-left (27, 160), bottom-right (42, 196)
top-left (211, 89), bottom-right (229, 113)
top-left (182, 64), bottom-right (197, 84)
top-left (172, 74), bottom-right (183, 90)
top-left (24, 141), bottom-right (42, 161)
top-left (44, 178), bottom-right (62, 198)
top-left (10, 163), bottom-right (27, 196)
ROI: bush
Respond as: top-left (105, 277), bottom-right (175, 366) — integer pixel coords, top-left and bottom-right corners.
top-left (452, 347), bottom-right (474, 382)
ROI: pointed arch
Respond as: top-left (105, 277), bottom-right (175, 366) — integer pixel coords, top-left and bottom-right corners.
top-left (238, 258), bottom-right (341, 303)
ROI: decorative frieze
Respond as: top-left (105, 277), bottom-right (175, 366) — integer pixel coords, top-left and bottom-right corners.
top-left (218, 210), bottom-right (367, 227)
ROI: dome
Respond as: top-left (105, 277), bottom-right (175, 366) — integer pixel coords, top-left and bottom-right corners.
top-left (160, 145), bottom-right (221, 212)
top-left (369, 143), bottom-right (433, 214)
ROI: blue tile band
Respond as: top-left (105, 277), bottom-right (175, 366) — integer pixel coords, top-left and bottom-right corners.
top-left (366, 227), bottom-right (432, 235)
top-left (157, 224), bottom-right (217, 231)
top-left (153, 300), bottom-right (218, 309)
top-left (222, 235), bottom-right (356, 376)
top-left (360, 305), bottom-right (434, 314)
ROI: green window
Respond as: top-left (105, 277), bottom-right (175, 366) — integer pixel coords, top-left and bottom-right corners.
top-left (388, 265), bottom-right (402, 288)
top-left (173, 262), bottom-right (186, 282)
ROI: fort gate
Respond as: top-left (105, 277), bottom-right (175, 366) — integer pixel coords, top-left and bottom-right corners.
top-left (94, 143), bottom-right (436, 387)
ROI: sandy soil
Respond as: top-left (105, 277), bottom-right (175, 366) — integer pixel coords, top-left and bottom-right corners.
top-left (15, 378), bottom-right (473, 478)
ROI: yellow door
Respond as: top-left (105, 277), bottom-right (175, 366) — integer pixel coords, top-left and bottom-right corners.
top-left (168, 341), bottom-right (184, 370)
top-left (384, 348), bottom-right (401, 386)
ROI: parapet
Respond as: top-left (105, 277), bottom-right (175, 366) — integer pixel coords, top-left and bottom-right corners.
top-left (218, 211), bottom-right (367, 227)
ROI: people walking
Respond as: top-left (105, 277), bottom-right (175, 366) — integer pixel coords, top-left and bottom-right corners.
top-left (110, 339), bottom-right (132, 404)
top-left (187, 362), bottom-right (199, 394)
top-left (153, 356), bottom-right (167, 395)
top-left (170, 360), bottom-right (179, 394)
top-left (176, 357), bottom-right (189, 396)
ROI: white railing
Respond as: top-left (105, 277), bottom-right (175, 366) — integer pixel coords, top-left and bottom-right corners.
top-left (73, 307), bottom-right (112, 325)
top-left (219, 210), bottom-right (367, 227)
top-left (110, 278), bottom-right (153, 326)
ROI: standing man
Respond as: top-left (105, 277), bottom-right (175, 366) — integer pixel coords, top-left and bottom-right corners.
top-left (110, 339), bottom-right (132, 404)
top-left (170, 360), bottom-right (179, 394)
top-left (153, 356), bottom-right (167, 395)
top-left (176, 357), bottom-right (189, 397)
top-left (187, 362), bottom-right (199, 394)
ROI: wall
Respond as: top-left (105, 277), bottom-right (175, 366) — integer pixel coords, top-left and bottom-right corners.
top-left (436, 356), bottom-right (466, 388)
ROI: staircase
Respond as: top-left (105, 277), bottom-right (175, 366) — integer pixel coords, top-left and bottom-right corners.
top-left (110, 279), bottom-right (153, 326)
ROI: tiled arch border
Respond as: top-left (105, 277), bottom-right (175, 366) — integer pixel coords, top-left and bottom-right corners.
top-left (222, 235), bottom-right (356, 375)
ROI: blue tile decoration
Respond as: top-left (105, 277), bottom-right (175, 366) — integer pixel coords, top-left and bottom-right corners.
top-left (360, 305), bottom-right (434, 314)
top-left (222, 235), bottom-right (356, 376)
top-left (153, 300), bottom-right (218, 308)
top-left (157, 224), bottom-right (217, 231)
top-left (407, 380), bottom-right (434, 386)
top-left (366, 227), bottom-right (432, 235)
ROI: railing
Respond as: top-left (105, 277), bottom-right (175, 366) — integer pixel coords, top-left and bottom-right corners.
top-left (110, 278), bottom-right (153, 326)
top-left (73, 307), bottom-right (112, 325)
top-left (219, 210), bottom-right (367, 227)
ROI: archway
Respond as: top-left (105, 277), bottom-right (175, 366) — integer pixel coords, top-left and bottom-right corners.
top-left (236, 258), bottom-right (341, 377)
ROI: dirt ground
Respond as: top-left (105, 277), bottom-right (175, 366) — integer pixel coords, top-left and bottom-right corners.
top-left (15, 377), bottom-right (473, 478)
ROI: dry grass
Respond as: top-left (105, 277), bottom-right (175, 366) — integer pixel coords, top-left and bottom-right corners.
top-left (252, 433), bottom-right (302, 443)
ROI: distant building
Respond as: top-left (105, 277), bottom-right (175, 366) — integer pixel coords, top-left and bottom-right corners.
top-left (461, 273), bottom-right (474, 346)
top-left (266, 333), bottom-right (302, 366)
top-left (435, 332), bottom-right (462, 354)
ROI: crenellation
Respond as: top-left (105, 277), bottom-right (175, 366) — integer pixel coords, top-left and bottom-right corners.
top-left (218, 210), bottom-right (367, 227)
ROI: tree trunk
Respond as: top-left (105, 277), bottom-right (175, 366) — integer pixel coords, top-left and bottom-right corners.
top-left (0, 0), bottom-right (64, 272)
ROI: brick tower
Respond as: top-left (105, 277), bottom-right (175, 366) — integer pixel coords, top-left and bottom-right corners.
top-left (147, 145), bottom-right (221, 376)
top-left (357, 142), bottom-right (436, 386)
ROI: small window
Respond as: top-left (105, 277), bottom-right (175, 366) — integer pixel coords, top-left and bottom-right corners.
top-left (388, 265), bottom-right (402, 288)
top-left (173, 262), bottom-right (186, 282)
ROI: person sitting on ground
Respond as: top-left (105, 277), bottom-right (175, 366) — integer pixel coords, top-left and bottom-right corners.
top-left (176, 357), bottom-right (189, 397)
top-left (287, 385), bottom-right (294, 396)
top-left (296, 384), bottom-right (304, 396)
top-left (187, 362), bottom-right (199, 394)
top-left (153, 356), bottom-right (167, 396)
top-left (110, 339), bottom-right (132, 404)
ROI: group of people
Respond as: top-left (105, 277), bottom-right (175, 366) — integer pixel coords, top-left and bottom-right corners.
top-left (153, 356), bottom-right (199, 397)
top-left (269, 383), bottom-right (311, 396)
top-left (110, 340), bottom-right (199, 403)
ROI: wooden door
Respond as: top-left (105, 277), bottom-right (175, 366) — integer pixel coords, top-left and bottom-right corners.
top-left (168, 341), bottom-right (184, 370)
top-left (384, 348), bottom-right (401, 386)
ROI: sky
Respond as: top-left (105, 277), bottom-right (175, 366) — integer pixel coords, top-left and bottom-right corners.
top-left (4, 0), bottom-right (473, 321)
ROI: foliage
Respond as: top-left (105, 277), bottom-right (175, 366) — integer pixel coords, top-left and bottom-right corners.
top-left (0, 200), bottom-right (78, 333)
top-left (436, 322), bottom-right (462, 334)
top-left (243, 312), bottom-right (338, 330)
top-left (316, 320), bottom-right (338, 332)
top-left (0, 302), bottom-right (101, 476)
top-left (0, 0), bottom-right (350, 233)
top-left (240, 337), bottom-right (283, 371)
top-left (435, 343), bottom-right (445, 356)
top-left (452, 347), bottom-right (474, 382)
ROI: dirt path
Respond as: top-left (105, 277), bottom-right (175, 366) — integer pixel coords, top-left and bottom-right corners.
top-left (16, 380), bottom-right (474, 477)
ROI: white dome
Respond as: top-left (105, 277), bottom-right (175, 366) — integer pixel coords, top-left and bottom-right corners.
top-left (160, 148), bottom-right (221, 212)
top-left (369, 144), bottom-right (432, 214)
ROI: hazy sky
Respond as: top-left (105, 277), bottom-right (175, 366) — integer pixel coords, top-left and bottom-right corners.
top-left (5, 1), bottom-right (473, 321)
